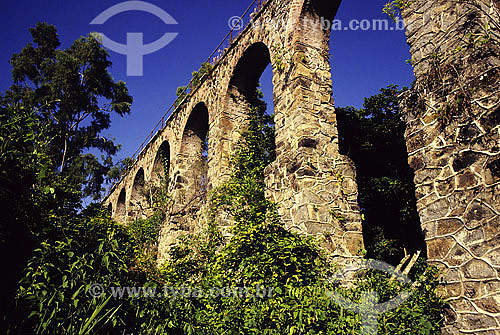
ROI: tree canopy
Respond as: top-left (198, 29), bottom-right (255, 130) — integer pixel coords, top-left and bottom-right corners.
top-left (3, 22), bottom-right (133, 202)
top-left (0, 22), bottom-right (132, 329)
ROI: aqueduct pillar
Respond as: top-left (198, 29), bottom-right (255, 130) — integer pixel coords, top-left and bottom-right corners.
top-left (401, 1), bottom-right (500, 333)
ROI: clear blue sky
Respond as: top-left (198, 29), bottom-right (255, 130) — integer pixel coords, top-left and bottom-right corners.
top-left (1, 0), bottom-right (414, 163)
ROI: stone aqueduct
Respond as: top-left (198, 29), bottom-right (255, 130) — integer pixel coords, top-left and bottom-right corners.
top-left (103, 0), bottom-right (500, 333)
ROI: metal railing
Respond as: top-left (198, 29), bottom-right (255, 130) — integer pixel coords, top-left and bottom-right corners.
top-left (105, 0), bottom-right (270, 198)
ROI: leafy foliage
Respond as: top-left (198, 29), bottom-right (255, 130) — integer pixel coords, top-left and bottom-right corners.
top-left (0, 23), bottom-right (132, 331)
top-left (2, 24), bottom-right (445, 335)
top-left (12, 207), bottom-right (137, 334)
top-left (336, 85), bottom-right (426, 264)
top-left (106, 157), bottom-right (134, 184)
top-left (121, 101), bottom-right (446, 335)
top-left (128, 212), bottom-right (164, 248)
top-left (383, 0), bottom-right (413, 21)
top-left (175, 62), bottom-right (213, 105)
top-left (3, 22), bottom-right (133, 201)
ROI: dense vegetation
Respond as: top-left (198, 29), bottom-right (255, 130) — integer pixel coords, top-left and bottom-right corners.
top-left (1, 24), bottom-right (446, 334)
top-left (336, 85), bottom-right (427, 264)
top-left (0, 22), bottom-right (132, 332)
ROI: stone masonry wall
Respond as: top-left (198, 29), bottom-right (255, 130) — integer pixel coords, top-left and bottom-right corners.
top-left (102, 0), bottom-right (500, 332)
top-left (401, 1), bottom-right (500, 333)
top-left (103, 0), bottom-right (364, 265)
top-left (264, 0), bottom-right (364, 263)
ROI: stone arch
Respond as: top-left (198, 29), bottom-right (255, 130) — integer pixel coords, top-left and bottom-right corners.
top-left (229, 42), bottom-right (272, 98)
top-left (129, 168), bottom-right (145, 219)
top-left (320, 0), bottom-right (425, 260)
top-left (219, 42), bottom-right (276, 172)
top-left (151, 141), bottom-right (170, 185)
top-left (176, 102), bottom-right (209, 199)
top-left (230, 41), bottom-right (275, 158)
top-left (116, 188), bottom-right (126, 218)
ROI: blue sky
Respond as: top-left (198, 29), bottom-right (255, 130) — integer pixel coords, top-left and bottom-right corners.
top-left (1, 0), bottom-right (414, 163)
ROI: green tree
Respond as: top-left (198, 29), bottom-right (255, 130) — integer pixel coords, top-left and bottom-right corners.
top-left (0, 22), bottom-right (132, 330)
top-left (0, 104), bottom-right (46, 327)
top-left (336, 85), bottom-right (426, 264)
top-left (3, 22), bottom-right (132, 202)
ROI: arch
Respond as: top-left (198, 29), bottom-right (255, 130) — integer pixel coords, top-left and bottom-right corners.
top-left (116, 188), bottom-right (126, 218)
top-left (305, 0), bottom-right (341, 21)
top-left (225, 42), bottom-right (276, 165)
top-left (181, 102), bottom-right (209, 150)
top-left (128, 168), bottom-right (146, 220)
top-left (133, 168), bottom-right (145, 193)
top-left (230, 42), bottom-right (271, 99)
top-left (152, 140), bottom-right (171, 184)
top-left (178, 102), bottom-right (209, 195)
top-left (325, 0), bottom-right (425, 262)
